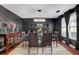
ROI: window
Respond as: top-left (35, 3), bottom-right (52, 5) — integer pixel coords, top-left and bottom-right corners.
top-left (68, 12), bottom-right (77, 40)
top-left (61, 17), bottom-right (66, 37)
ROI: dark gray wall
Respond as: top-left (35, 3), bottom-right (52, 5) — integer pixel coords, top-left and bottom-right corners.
top-left (55, 9), bottom-right (76, 46)
top-left (0, 5), bottom-right (22, 32)
top-left (53, 17), bottom-right (62, 41)
top-left (54, 5), bottom-right (79, 50)
top-left (22, 18), bottom-right (55, 33)
top-left (75, 5), bottom-right (79, 50)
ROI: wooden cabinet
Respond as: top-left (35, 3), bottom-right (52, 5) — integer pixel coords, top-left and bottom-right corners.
top-left (0, 34), bottom-right (6, 52)
top-left (14, 32), bottom-right (18, 44)
top-left (0, 32), bottom-right (22, 53)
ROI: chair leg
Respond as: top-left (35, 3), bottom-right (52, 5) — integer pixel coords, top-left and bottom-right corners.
top-left (37, 40), bottom-right (38, 54)
top-left (51, 42), bottom-right (52, 54)
top-left (42, 39), bottom-right (44, 54)
top-left (28, 41), bottom-right (30, 54)
top-left (56, 41), bottom-right (58, 47)
top-left (22, 41), bottom-right (24, 47)
top-left (37, 46), bottom-right (38, 54)
top-left (42, 47), bottom-right (44, 54)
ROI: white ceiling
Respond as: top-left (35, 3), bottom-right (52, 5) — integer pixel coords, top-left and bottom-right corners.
top-left (1, 4), bottom-right (77, 18)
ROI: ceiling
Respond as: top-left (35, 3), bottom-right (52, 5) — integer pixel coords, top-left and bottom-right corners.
top-left (1, 4), bottom-right (77, 18)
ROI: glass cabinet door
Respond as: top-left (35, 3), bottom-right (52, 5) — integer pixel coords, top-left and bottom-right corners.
top-left (0, 36), bottom-right (5, 49)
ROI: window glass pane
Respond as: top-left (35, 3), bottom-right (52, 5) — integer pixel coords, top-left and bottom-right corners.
top-left (61, 17), bottom-right (66, 37)
top-left (68, 12), bottom-right (77, 40)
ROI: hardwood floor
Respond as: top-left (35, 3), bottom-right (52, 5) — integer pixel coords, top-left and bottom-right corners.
top-left (58, 41), bottom-right (79, 55)
top-left (1, 41), bottom-right (79, 55)
top-left (1, 42), bottom-right (21, 55)
top-left (6, 41), bottom-right (72, 55)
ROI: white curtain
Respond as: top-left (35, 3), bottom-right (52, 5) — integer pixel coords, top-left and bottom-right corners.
top-left (61, 17), bottom-right (66, 37)
top-left (68, 12), bottom-right (77, 40)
